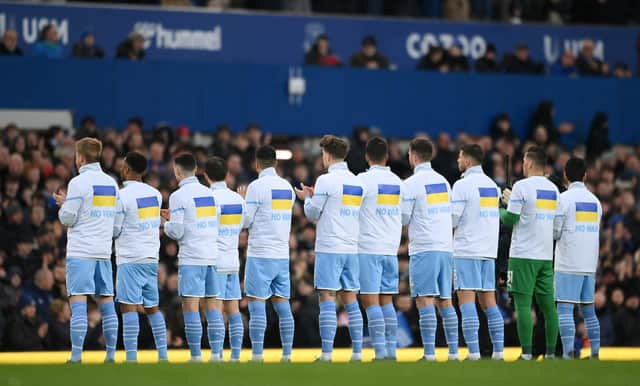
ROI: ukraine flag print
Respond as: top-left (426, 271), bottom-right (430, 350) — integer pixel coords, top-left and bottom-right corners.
top-left (535, 190), bottom-right (557, 211)
top-left (271, 189), bottom-right (293, 210)
top-left (136, 196), bottom-right (160, 219)
top-left (342, 185), bottom-right (363, 206)
top-left (377, 184), bottom-right (400, 205)
top-left (92, 185), bottom-right (116, 207)
top-left (194, 196), bottom-right (216, 218)
top-left (425, 183), bottom-right (448, 204)
top-left (220, 204), bottom-right (243, 225)
top-left (478, 187), bottom-right (499, 208)
top-left (575, 202), bottom-right (598, 222)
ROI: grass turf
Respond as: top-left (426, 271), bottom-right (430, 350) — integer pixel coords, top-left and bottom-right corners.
top-left (1, 361), bottom-right (639, 386)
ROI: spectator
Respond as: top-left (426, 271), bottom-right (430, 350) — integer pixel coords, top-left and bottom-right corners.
top-left (304, 34), bottom-right (341, 67)
top-left (501, 43), bottom-right (543, 74)
top-left (32, 24), bottom-right (63, 59)
top-left (2, 295), bottom-right (47, 351)
top-left (550, 50), bottom-right (578, 77)
top-left (75, 116), bottom-right (100, 139)
top-left (116, 32), bottom-right (146, 60)
top-left (345, 126), bottom-right (370, 174)
top-left (349, 36), bottom-right (390, 70)
top-left (431, 132), bottom-right (459, 184)
top-left (444, 44), bottom-right (469, 72)
top-left (613, 63), bottom-right (632, 79)
top-left (474, 43), bottom-right (499, 73)
top-left (0, 29), bottom-right (23, 56)
top-left (527, 100), bottom-right (574, 145)
top-left (443, 0), bottom-right (471, 20)
top-left (586, 112), bottom-right (611, 161)
top-left (47, 299), bottom-right (71, 350)
top-left (22, 269), bottom-right (54, 322)
top-left (416, 46), bottom-right (447, 72)
top-left (614, 292), bottom-right (640, 346)
top-left (71, 31), bottom-right (104, 59)
top-left (576, 39), bottom-right (608, 76)
top-left (490, 113), bottom-right (517, 143)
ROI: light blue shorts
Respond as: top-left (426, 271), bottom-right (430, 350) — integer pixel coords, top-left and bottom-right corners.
top-left (244, 257), bottom-right (290, 299)
top-left (217, 272), bottom-right (242, 301)
top-left (66, 258), bottom-right (114, 297)
top-left (358, 254), bottom-right (398, 294)
top-left (453, 258), bottom-right (496, 292)
top-left (314, 252), bottom-right (359, 291)
top-left (116, 263), bottom-right (159, 307)
top-left (554, 272), bottom-right (596, 304)
top-left (409, 251), bottom-right (453, 299)
top-left (178, 265), bottom-right (220, 298)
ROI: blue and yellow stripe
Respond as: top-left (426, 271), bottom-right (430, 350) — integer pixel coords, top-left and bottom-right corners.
top-left (194, 196), bottom-right (216, 218)
top-left (92, 185), bottom-right (116, 207)
top-left (136, 196), bottom-right (160, 219)
top-left (220, 204), bottom-right (243, 225)
top-left (377, 184), bottom-right (400, 205)
top-left (478, 187), bottom-right (499, 208)
top-left (536, 190), bottom-right (557, 211)
top-left (425, 183), bottom-right (448, 204)
top-left (575, 202), bottom-right (598, 222)
top-left (342, 185), bottom-right (363, 206)
top-left (272, 189), bottom-right (293, 210)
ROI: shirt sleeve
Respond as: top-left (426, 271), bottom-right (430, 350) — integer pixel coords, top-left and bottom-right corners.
top-left (164, 193), bottom-right (185, 240)
top-left (113, 194), bottom-right (125, 238)
top-left (400, 181), bottom-right (415, 226)
top-left (506, 182), bottom-right (525, 215)
top-left (451, 182), bottom-right (466, 228)
top-left (242, 184), bottom-right (259, 229)
top-left (58, 178), bottom-right (84, 227)
top-left (304, 176), bottom-right (329, 222)
top-left (553, 196), bottom-right (567, 240)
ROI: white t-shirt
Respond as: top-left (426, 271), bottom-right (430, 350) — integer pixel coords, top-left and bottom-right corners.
top-left (507, 175), bottom-right (560, 261)
top-left (357, 165), bottom-right (403, 256)
top-left (451, 166), bottom-right (500, 259)
top-left (211, 181), bottom-right (245, 273)
top-left (553, 182), bottom-right (602, 274)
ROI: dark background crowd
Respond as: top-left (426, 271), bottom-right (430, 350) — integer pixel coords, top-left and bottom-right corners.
top-left (1, 98), bottom-right (639, 354)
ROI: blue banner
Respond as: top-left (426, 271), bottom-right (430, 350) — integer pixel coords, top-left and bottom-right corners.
top-left (0, 2), bottom-right (638, 70)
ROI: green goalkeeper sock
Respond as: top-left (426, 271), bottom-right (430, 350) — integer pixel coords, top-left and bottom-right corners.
top-left (513, 292), bottom-right (533, 355)
top-left (536, 292), bottom-right (559, 355)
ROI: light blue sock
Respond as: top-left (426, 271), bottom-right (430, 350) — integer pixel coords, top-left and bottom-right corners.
top-left (248, 301), bottom-right (267, 357)
top-left (205, 309), bottom-right (225, 356)
top-left (440, 306), bottom-right (459, 356)
top-left (558, 303), bottom-right (575, 358)
top-left (366, 305), bottom-right (386, 359)
top-left (483, 305), bottom-right (504, 354)
top-left (99, 301), bottom-right (118, 361)
top-left (122, 312), bottom-right (139, 362)
top-left (581, 304), bottom-right (600, 357)
top-left (219, 320), bottom-right (226, 358)
top-left (319, 300), bottom-right (337, 355)
top-left (70, 301), bottom-right (88, 362)
top-left (381, 303), bottom-right (397, 359)
top-left (274, 301), bottom-right (295, 357)
top-left (228, 312), bottom-right (244, 360)
top-left (148, 311), bottom-right (168, 360)
top-left (345, 302), bottom-right (363, 355)
top-left (183, 311), bottom-right (203, 359)
top-left (418, 305), bottom-right (436, 357)
top-left (460, 303), bottom-right (480, 355)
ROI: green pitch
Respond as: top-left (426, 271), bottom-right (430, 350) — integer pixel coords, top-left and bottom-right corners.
top-left (1, 361), bottom-right (638, 386)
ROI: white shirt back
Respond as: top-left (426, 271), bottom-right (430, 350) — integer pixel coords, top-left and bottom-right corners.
top-left (401, 162), bottom-right (453, 255)
top-left (166, 176), bottom-right (218, 266)
top-left (244, 168), bottom-right (294, 259)
top-left (554, 182), bottom-right (601, 274)
top-left (507, 175), bottom-right (560, 261)
top-left (304, 162), bottom-right (365, 254)
top-left (113, 181), bottom-right (162, 265)
top-left (211, 181), bottom-right (245, 272)
top-left (451, 166), bottom-right (501, 259)
top-left (357, 165), bottom-right (402, 256)
top-left (58, 163), bottom-right (119, 260)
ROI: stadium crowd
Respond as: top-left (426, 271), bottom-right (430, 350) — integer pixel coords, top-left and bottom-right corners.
top-left (0, 103), bottom-right (639, 354)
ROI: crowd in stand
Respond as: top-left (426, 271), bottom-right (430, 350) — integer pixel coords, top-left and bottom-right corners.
top-left (1, 101), bottom-right (639, 353)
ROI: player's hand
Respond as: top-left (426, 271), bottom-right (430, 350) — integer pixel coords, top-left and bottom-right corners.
top-left (52, 189), bottom-right (66, 206)
top-left (160, 209), bottom-right (171, 221)
top-left (294, 183), bottom-right (314, 200)
top-left (38, 323), bottom-right (48, 338)
top-left (237, 185), bottom-right (248, 199)
top-left (501, 188), bottom-right (512, 206)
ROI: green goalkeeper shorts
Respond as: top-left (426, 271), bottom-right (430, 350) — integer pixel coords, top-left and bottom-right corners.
top-left (507, 258), bottom-right (554, 296)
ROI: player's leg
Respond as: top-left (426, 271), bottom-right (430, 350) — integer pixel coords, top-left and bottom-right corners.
top-left (534, 260), bottom-right (558, 358)
top-left (339, 253), bottom-right (363, 361)
top-left (436, 252), bottom-right (458, 361)
top-left (477, 259), bottom-right (504, 360)
top-left (271, 259), bottom-right (294, 362)
top-left (411, 252), bottom-right (438, 361)
top-left (244, 257), bottom-right (271, 362)
top-left (359, 254), bottom-right (386, 360)
top-left (204, 266), bottom-right (224, 362)
top-left (66, 258), bottom-right (93, 363)
top-left (314, 253), bottom-right (341, 361)
top-left (579, 274), bottom-right (599, 359)
top-left (179, 265), bottom-right (205, 362)
top-left (95, 259), bottom-right (118, 363)
top-left (508, 258), bottom-right (536, 360)
top-left (455, 258), bottom-right (481, 360)
top-left (554, 272), bottom-right (579, 358)
top-left (141, 264), bottom-right (168, 361)
top-left (224, 300), bottom-right (243, 362)
top-left (116, 264), bottom-right (143, 363)
top-left (380, 255), bottom-right (399, 360)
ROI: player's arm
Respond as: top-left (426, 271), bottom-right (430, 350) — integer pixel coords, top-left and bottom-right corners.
top-left (164, 193), bottom-right (185, 240)
top-left (113, 194), bottom-right (125, 238)
top-left (400, 181), bottom-right (415, 226)
top-left (303, 177), bottom-right (329, 221)
top-left (499, 184), bottom-right (522, 227)
top-left (451, 182), bottom-right (466, 228)
top-left (242, 184), bottom-right (260, 229)
top-left (553, 195), bottom-right (566, 240)
top-left (57, 178), bottom-right (84, 227)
